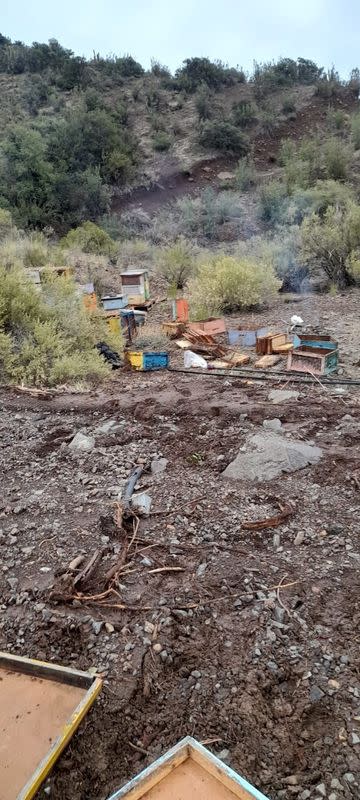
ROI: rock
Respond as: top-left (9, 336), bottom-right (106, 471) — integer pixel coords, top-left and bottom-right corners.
top-left (222, 432), bottom-right (322, 482)
top-left (95, 419), bottom-right (121, 434)
top-left (217, 748), bottom-right (230, 762)
top-left (299, 791), bottom-right (311, 800)
top-left (151, 458), bottom-right (168, 475)
top-left (316, 783), bottom-right (326, 796)
top-left (153, 643), bottom-right (162, 653)
top-left (92, 621), bottom-right (103, 635)
top-left (310, 685), bottom-right (325, 702)
top-left (330, 778), bottom-right (343, 790)
top-left (343, 773), bottom-right (355, 783)
top-left (294, 531), bottom-right (305, 546)
top-left (263, 418), bottom-right (283, 432)
top-left (144, 621), bottom-right (155, 634)
top-left (69, 432), bottom-right (95, 453)
top-left (217, 171), bottom-right (234, 181)
top-left (329, 794), bottom-right (338, 800)
top-left (105, 622), bottom-right (115, 634)
top-left (131, 492), bottom-right (152, 516)
top-left (141, 556), bottom-right (153, 567)
top-left (196, 562), bottom-right (207, 578)
top-left (268, 389), bottom-right (300, 404)
top-left (191, 670), bottom-right (201, 679)
top-left (351, 732), bottom-right (360, 744)
top-left (283, 775), bottom-right (299, 785)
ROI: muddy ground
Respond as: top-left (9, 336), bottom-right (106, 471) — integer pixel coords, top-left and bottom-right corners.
top-left (1, 293), bottom-right (360, 800)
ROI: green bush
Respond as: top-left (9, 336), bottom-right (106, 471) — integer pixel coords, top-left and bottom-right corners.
top-left (0, 267), bottom-right (110, 386)
top-left (176, 57), bottom-right (244, 92)
top-left (258, 108), bottom-right (279, 137)
top-left (278, 138), bottom-right (297, 166)
top-left (150, 59), bottom-right (171, 78)
top-left (61, 221), bottom-right (117, 257)
top-left (351, 113), bottom-right (360, 149)
top-left (301, 202), bottom-right (360, 287)
top-left (323, 137), bottom-right (349, 180)
top-left (326, 108), bottom-right (347, 131)
top-left (195, 85), bottom-right (212, 120)
top-left (232, 101), bottom-right (257, 127)
top-left (234, 157), bottom-right (256, 190)
top-left (199, 120), bottom-right (249, 155)
top-left (152, 131), bottom-right (172, 151)
top-left (259, 181), bottom-right (288, 223)
top-left (157, 238), bottom-right (196, 289)
top-left (282, 96), bottom-right (296, 114)
top-left (0, 208), bottom-right (13, 238)
top-left (189, 255), bottom-right (281, 316)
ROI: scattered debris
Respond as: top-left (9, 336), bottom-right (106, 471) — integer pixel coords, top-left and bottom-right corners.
top-left (254, 355), bottom-right (282, 369)
top-left (242, 500), bottom-right (294, 530)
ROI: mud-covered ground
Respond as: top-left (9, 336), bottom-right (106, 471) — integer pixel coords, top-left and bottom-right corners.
top-left (1, 292), bottom-right (360, 800)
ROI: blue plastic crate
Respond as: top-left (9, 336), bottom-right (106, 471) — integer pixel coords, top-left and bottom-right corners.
top-left (142, 351), bottom-right (169, 371)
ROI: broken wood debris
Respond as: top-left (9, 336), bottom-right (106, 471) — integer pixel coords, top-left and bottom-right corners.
top-left (242, 500), bottom-right (295, 531)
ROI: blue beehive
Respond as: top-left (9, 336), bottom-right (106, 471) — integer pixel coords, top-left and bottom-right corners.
top-left (101, 294), bottom-right (128, 311)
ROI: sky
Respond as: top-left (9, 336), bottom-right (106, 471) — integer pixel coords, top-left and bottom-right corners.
top-left (1, 0), bottom-right (359, 77)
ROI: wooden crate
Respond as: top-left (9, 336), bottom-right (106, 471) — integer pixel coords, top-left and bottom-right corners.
top-left (106, 736), bottom-right (269, 800)
top-left (287, 346), bottom-right (339, 375)
top-left (188, 318), bottom-right (226, 336)
top-left (0, 651), bottom-right (101, 800)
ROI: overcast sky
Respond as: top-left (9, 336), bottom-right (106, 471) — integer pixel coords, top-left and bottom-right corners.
top-left (2, 0), bottom-right (359, 76)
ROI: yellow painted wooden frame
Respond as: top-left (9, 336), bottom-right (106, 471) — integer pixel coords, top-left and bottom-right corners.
top-left (0, 651), bottom-right (102, 800)
top-left (107, 736), bottom-right (270, 800)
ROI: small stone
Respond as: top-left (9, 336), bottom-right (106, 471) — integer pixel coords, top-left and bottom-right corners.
top-left (92, 621), bottom-right (103, 635)
top-left (105, 623), bottom-right (115, 634)
top-left (310, 685), bottom-right (325, 702)
top-left (153, 643), bottom-right (162, 653)
top-left (196, 562), bottom-right (207, 578)
top-left (343, 773), bottom-right (355, 784)
top-left (217, 748), bottom-right (230, 762)
top-left (328, 679), bottom-right (340, 690)
top-left (299, 791), bottom-right (311, 800)
top-left (160, 650), bottom-right (168, 662)
top-left (151, 458), bottom-right (168, 475)
top-left (330, 778), bottom-right (343, 790)
top-left (144, 621), bottom-right (155, 634)
top-left (191, 670), bottom-right (201, 679)
top-left (283, 775), bottom-right (299, 786)
top-left (294, 531), bottom-right (305, 546)
top-left (351, 732), bottom-right (360, 745)
top-left (329, 794), bottom-right (338, 800)
top-left (316, 784), bottom-right (326, 797)
top-left (263, 418), bottom-right (282, 432)
top-left (131, 492), bottom-right (152, 516)
top-left (268, 389), bottom-right (300, 404)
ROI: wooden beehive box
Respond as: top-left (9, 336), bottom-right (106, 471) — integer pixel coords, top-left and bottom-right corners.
top-left (287, 345), bottom-right (339, 375)
top-left (0, 651), bottom-right (102, 800)
top-left (106, 737), bottom-right (270, 800)
top-left (188, 318), bottom-right (226, 336)
top-left (120, 271), bottom-right (150, 305)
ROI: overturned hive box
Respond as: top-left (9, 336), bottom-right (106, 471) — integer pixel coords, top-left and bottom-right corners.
top-left (107, 737), bottom-right (269, 800)
top-left (188, 318), bottom-right (226, 336)
top-left (287, 345), bottom-right (338, 375)
top-left (0, 651), bottom-right (102, 800)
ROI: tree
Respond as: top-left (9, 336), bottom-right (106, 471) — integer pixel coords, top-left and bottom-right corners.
top-left (301, 203), bottom-right (360, 287)
top-left (0, 124), bottom-right (55, 227)
top-left (199, 120), bottom-right (249, 155)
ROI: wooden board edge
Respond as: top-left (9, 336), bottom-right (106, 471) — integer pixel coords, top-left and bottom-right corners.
top-left (0, 650), bottom-right (94, 689)
top-left (106, 738), bottom-right (191, 800)
top-left (188, 739), bottom-right (270, 800)
top-left (19, 676), bottom-right (102, 800)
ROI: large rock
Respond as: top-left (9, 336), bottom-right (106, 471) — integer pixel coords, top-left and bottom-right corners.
top-left (222, 432), bottom-right (322, 482)
top-left (69, 432), bottom-right (95, 453)
top-left (268, 389), bottom-right (300, 404)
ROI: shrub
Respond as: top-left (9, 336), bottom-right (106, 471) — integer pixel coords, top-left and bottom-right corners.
top-left (152, 131), bottom-right (172, 151)
top-left (232, 101), bottom-right (257, 127)
top-left (234, 157), bottom-right (256, 190)
top-left (176, 57), bottom-right (243, 92)
top-left (0, 208), bottom-right (13, 238)
top-left (150, 59), bottom-right (171, 78)
top-left (195, 85), bottom-right (212, 120)
top-left (61, 221), bottom-right (117, 258)
top-left (199, 120), bottom-right (249, 155)
top-left (326, 108), bottom-right (347, 131)
top-left (323, 138), bottom-right (349, 180)
top-left (258, 108), bottom-right (279, 137)
top-left (23, 234), bottom-right (49, 267)
top-left (301, 202), bottom-right (360, 287)
top-left (282, 96), bottom-right (296, 114)
top-left (157, 238), bottom-right (196, 289)
top-left (278, 138), bottom-right (297, 166)
top-left (351, 113), bottom-right (360, 149)
top-left (0, 267), bottom-right (111, 386)
top-left (259, 181), bottom-right (288, 223)
top-left (189, 255), bottom-right (281, 316)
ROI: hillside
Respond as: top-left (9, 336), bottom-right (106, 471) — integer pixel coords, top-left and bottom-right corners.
top-left (0, 37), bottom-right (359, 232)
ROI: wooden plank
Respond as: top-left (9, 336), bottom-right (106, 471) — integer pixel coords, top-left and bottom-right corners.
top-left (254, 355), bottom-right (281, 369)
top-left (189, 741), bottom-right (269, 800)
top-left (107, 741), bottom-right (190, 799)
top-left (0, 651), bottom-right (93, 689)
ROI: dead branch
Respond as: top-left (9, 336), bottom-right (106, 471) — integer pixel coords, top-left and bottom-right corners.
top-left (148, 566), bottom-right (185, 575)
top-left (242, 501), bottom-right (294, 531)
top-left (73, 548), bottom-right (104, 588)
